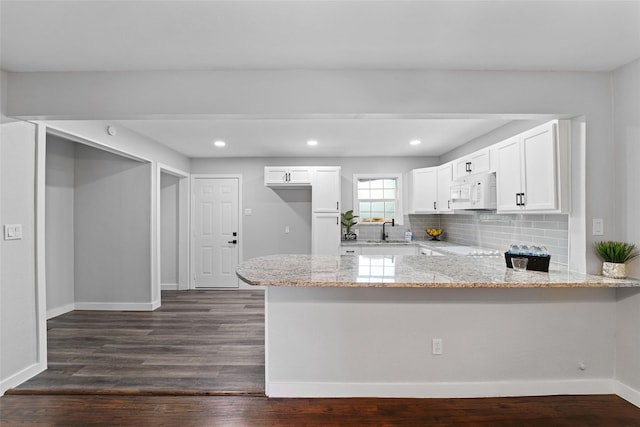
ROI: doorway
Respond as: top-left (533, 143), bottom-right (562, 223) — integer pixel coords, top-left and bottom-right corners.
top-left (192, 177), bottom-right (241, 288)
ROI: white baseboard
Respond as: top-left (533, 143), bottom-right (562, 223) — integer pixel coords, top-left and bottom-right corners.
top-left (161, 283), bottom-right (179, 291)
top-left (267, 379), bottom-right (615, 399)
top-left (46, 303), bottom-right (75, 319)
top-left (0, 361), bottom-right (46, 396)
top-left (616, 381), bottom-right (640, 408)
top-left (74, 301), bottom-right (158, 311)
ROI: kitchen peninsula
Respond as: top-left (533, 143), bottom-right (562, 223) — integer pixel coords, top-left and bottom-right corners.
top-left (237, 252), bottom-right (640, 399)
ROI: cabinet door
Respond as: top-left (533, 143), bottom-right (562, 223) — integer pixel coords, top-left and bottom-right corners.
top-left (312, 214), bottom-right (341, 255)
top-left (410, 167), bottom-right (438, 213)
top-left (437, 163), bottom-right (453, 212)
top-left (264, 167), bottom-right (288, 185)
top-left (288, 167), bottom-right (311, 184)
top-left (521, 122), bottom-right (558, 211)
top-left (312, 167), bottom-right (341, 212)
top-left (495, 136), bottom-right (523, 212)
top-left (469, 150), bottom-right (490, 175)
top-left (453, 149), bottom-right (490, 179)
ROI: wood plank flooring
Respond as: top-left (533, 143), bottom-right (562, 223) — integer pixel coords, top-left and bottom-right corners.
top-left (9, 290), bottom-right (265, 395)
top-left (2, 394), bottom-right (640, 426)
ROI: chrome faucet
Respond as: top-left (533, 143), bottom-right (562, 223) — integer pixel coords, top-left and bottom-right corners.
top-left (382, 218), bottom-right (395, 241)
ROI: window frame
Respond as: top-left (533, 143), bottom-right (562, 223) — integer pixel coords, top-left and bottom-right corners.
top-left (352, 173), bottom-right (404, 226)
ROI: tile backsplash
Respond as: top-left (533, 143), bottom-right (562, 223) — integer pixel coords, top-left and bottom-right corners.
top-left (351, 212), bottom-right (569, 265)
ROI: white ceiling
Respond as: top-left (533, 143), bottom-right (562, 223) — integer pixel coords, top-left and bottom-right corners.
top-left (116, 118), bottom-right (513, 157)
top-left (2, 0), bottom-right (639, 158)
top-left (1, 0), bottom-right (639, 72)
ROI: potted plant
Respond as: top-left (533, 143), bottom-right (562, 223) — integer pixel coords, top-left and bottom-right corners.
top-left (341, 210), bottom-right (359, 240)
top-left (594, 241), bottom-right (638, 279)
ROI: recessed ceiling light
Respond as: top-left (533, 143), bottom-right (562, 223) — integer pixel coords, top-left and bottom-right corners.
top-left (307, 140), bottom-right (318, 146)
top-left (410, 140), bottom-right (422, 146)
top-left (213, 140), bottom-right (226, 147)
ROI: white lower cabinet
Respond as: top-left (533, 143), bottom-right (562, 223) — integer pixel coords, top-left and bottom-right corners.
top-left (495, 120), bottom-right (570, 213)
top-left (312, 214), bottom-right (341, 255)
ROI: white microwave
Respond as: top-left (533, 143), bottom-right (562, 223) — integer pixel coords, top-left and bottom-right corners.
top-left (450, 172), bottom-right (497, 210)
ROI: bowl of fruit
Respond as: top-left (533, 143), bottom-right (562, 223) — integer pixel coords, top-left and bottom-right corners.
top-left (426, 228), bottom-right (444, 241)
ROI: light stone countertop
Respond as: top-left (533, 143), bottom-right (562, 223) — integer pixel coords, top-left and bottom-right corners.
top-left (236, 254), bottom-right (640, 288)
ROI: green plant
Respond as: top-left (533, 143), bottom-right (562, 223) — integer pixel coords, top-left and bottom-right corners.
top-left (341, 210), bottom-right (359, 234)
top-left (594, 241), bottom-right (639, 263)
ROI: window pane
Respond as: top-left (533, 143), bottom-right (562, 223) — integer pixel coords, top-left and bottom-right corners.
top-left (371, 201), bottom-right (385, 212)
top-left (370, 189), bottom-right (384, 199)
top-left (358, 189), bottom-right (370, 199)
top-left (359, 201), bottom-right (371, 212)
top-left (383, 189), bottom-right (396, 199)
top-left (383, 179), bottom-right (396, 189)
top-left (370, 179), bottom-right (384, 189)
top-left (357, 180), bottom-right (370, 190)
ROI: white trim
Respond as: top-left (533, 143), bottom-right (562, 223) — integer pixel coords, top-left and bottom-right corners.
top-left (74, 302), bottom-right (160, 311)
top-left (34, 122), bottom-right (48, 375)
top-left (190, 174), bottom-right (243, 290)
top-left (266, 379), bottom-right (616, 399)
top-left (46, 303), bottom-right (75, 320)
top-left (161, 283), bottom-right (180, 291)
top-left (46, 126), bottom-right (152, 164)
top-left (615, 381), bottom-right (640, 408)
top-left (0, 362), bottom-right (47, 396)
top-left (158, 164), bottom-right (191, 293)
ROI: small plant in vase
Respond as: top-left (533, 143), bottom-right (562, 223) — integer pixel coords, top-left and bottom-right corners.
top-left (341, 210), bottom-right (359, 240)
top-left (594, 241), bottom-right (638, 279)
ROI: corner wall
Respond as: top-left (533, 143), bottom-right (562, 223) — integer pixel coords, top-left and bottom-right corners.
top-left (613, 57), bottom-right (640, 405)
top-left (45, 135), bottom-right (75, 318)
top-left (74, 144), bottom-right (152, 308)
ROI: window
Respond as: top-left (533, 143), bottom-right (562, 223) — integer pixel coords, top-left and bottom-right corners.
top-left (353, 174), bottom-right (403, 225)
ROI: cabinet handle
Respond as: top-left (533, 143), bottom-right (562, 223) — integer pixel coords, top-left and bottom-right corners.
top-left (433, 201), bottom-right (437, 210)
top-left (336, 217), bottom-right (339, 225)
top-left (336, 201), bottom-right (339, 210)
top-left (466, 162), bottom-right (472, 173)
top-left (448, 200), bottom-right (450, 209)
top-left (516, 193), bottom-right (520, 206)
top-left (520, 192), bottom-right (525, 206)
top-left (286, 172), bottom-right (291, 182)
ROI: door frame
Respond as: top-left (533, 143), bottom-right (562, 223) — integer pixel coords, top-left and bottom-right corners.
top-left (157, 164), bottom-right (190, 295)
top-left (190, 174), bottom-right (243, 290)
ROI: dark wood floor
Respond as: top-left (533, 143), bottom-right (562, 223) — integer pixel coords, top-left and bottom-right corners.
top-left (2, 394), bottom-right (640, 426)
top-left (9, 290), bottom-right (265, 395)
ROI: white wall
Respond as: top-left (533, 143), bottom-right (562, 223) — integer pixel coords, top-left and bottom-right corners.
top-left (160, 172), bottom-right (179, 287)
top-left (267, 287), bottom-right (616, 397)
top-left (0, 120), bottom-right (45, 393)
top-left (74, 144), bottom-right (152, 307)
top-left (45, 135), bottom-right (75, 318)
top-left (191, 156), bottom-right (436, 260)
top-left (612, 58), bottom-right (640, 405)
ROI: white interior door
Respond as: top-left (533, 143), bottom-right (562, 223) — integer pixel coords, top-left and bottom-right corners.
top-left (193, 178), bottom-right (239, 288)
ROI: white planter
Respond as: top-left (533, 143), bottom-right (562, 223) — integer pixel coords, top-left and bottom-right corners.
top-left (602, 262), bottom-right (627, 279)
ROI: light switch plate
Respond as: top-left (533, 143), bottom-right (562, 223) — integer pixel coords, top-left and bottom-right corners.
top-left (592, 218), bottom-right (604, 236)
top-left (244, 208), bottom-right (252, 216)
top-left (4, 224), bottom-right (23, 240)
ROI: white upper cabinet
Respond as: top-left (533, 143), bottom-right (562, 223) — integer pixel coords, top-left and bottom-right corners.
top-left (453, 148), bottom-right (491, 180)
top-left (408, 167), bottom-right (438, 213)
top-left (436, 163), bottom-right (453, 213)
top-left (264, 166), bottom-right (312, 187)
top-left (408, 164), bottom-right (452, 214)
top-left (495, 120), bottom-right (570, 213)
top-left (312, 167), bottom-right (341, 212)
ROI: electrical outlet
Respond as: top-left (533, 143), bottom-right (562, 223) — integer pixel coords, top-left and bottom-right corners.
top-left (4, 224), bottom-right (23, 240)
top-left (592, 218), bottom-right (604, 236)
top-left (285, 225), bottom-right (290, 233)
top-left (432, 338), bottom-right (443, 355)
